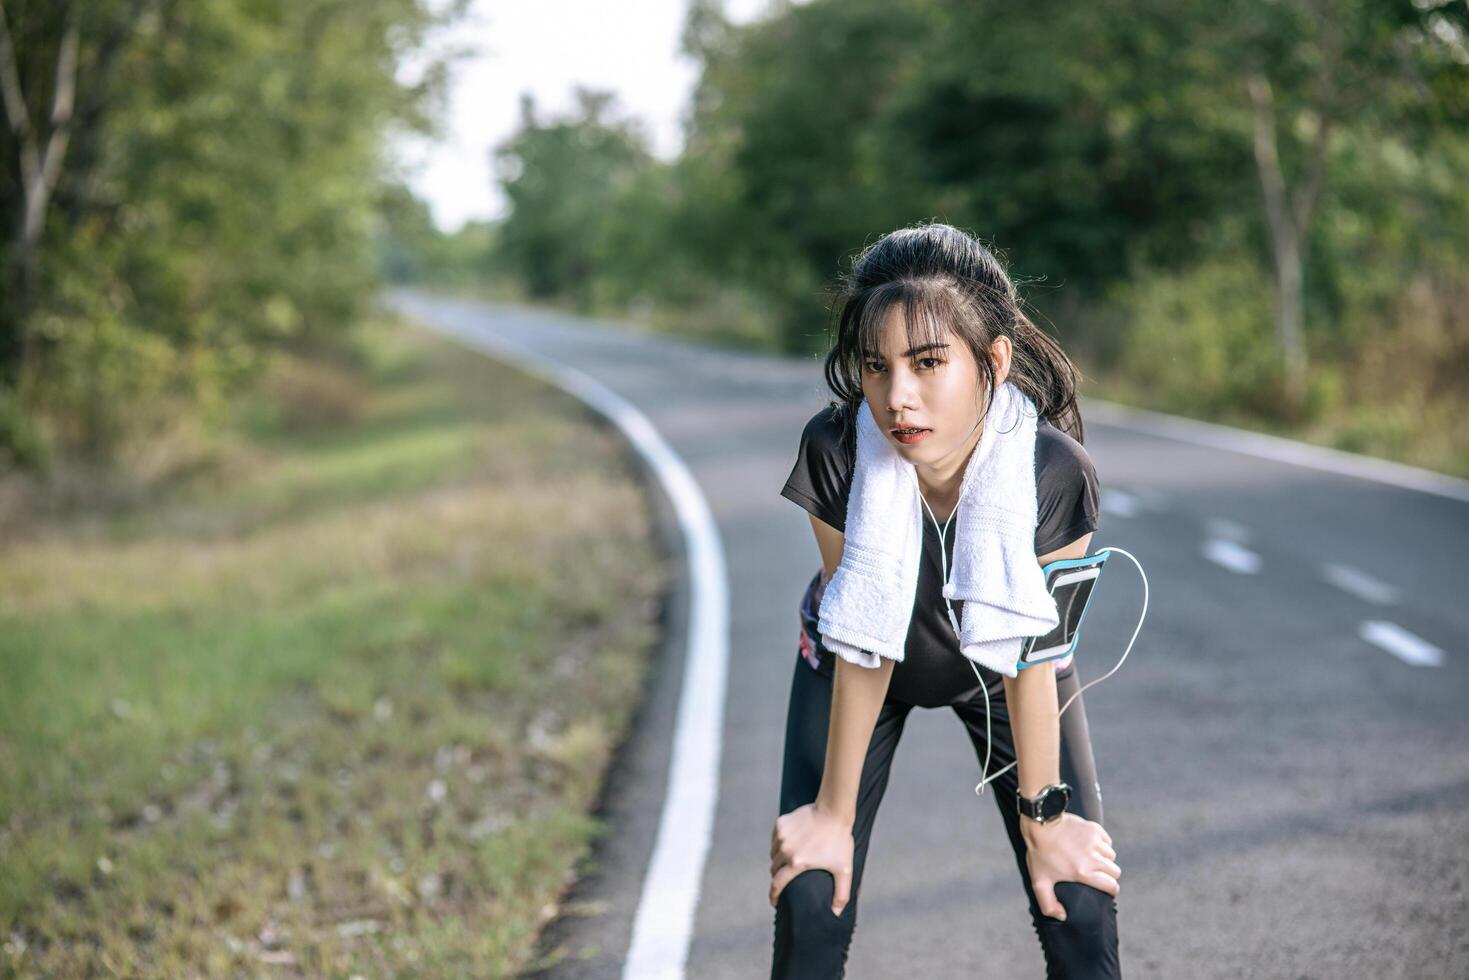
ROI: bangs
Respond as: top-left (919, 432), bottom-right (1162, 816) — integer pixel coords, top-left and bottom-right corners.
top-left (826, 280), bottom-right (970, 403)
top-left (852, 282), bottom-right (962, 361)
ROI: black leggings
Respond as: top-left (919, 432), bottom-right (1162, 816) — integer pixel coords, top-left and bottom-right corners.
top-left (771, 655), bottom-right (1122, 979)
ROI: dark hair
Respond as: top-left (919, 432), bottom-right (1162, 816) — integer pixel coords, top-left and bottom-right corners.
top-left (821, 222), bottom-right (1085, 446)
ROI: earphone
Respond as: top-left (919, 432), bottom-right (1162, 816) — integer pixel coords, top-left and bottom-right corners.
top-left (915, 409), bottom-right (1149, 799)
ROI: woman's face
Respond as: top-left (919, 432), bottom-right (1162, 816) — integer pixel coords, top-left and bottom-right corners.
top-left (860, 307), bottom-right (1010, 473)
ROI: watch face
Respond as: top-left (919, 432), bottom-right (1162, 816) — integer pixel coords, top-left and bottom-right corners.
top-left (1040, 786), bottom-right (1070, 820)
top-left (1023, 783), bottom-right (1072, 821)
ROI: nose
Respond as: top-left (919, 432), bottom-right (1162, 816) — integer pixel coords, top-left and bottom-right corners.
top-left (885, 364), bottom-right (919, 417)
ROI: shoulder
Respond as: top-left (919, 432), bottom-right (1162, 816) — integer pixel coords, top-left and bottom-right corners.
top-left (1035, 417), bottom-right (1098, 487)
top-left (1032, 417), bottom-right (1101, 555)
top-left (782, 401), bottom-right (856, 534)
top-left (800, 402), bottom-right (854, 463)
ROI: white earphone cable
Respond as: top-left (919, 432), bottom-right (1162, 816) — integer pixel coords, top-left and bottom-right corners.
top-left (918, 486), bottom-right (1148, 799)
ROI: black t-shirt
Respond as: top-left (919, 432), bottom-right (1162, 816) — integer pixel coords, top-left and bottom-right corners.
top-left (780, 402), bottom-right (1101, 708)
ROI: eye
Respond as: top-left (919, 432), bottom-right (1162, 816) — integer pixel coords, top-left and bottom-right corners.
top-left (862, 357), bottom-right (942, 373)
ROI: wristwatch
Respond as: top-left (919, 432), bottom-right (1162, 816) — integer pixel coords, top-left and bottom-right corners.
top-left (1017, 781), bottom-right (1072, 825)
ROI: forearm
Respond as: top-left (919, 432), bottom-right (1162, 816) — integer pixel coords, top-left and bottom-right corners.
top-left (815, 655), bottom-right (894, 824)
top-left (1003, 664), bottom-right (1061, 799)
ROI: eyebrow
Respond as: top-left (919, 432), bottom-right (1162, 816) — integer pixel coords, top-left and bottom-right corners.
top-left (860, 343), bottom-right (950, 358)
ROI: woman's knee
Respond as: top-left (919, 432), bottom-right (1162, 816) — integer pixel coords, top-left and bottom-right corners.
top-left (1032, 882), bottom-right (1120, 977)
top-left (1054, 880), bottom-right (1115, 930)
top-left (774, 868), bottom-right (856, 941)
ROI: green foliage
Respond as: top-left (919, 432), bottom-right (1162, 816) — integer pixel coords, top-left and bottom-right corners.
top-left (0, 0), bottom-right (468, 470)
top-left (0, 385), bottom-right (45, 470)
top-left (375, 0), bottom-right (1467, 468)
top-left (1109, 257), bottom-right (1289, 418)
top-left (374, 181), bottom-right (500, 289)
top-left (430, 0), bottom-right (1468, 373)
top-left (2, 0), bottom-right (1460, 459)
top-left (491, 89), bottom-right (659, 307)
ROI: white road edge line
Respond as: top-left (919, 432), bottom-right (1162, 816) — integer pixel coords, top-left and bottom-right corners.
top-left (405, 312), bottom-right (729, 980)
top-left (1360, 620), bottom-right (1444, 667)
top-left (1084, 397), bottom-right (1469, 504)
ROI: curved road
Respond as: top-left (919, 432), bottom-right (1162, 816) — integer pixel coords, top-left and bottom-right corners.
top-left (391, 291), bottom-right (1469, 980)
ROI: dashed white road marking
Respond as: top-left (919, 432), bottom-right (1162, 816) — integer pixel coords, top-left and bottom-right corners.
top-left (1203, 537), bottom-right (1262, 574)
top-left (1322, 563), bottom-right (1400, 606)
top-left (1360, 620), bottom-right (1444, 667)
top-left (1203, 517), bottom-right (1251, 543)
top-left (1101, 488), bottom-right (1141, 518)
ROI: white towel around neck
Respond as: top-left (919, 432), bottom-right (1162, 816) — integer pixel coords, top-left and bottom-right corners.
top-left (815, 380), bottom-right (1060, 677)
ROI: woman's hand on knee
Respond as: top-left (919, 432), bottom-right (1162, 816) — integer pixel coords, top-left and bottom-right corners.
top-left (769, 802), bottom-right (855, 915)
top-left (1020, 812), bottom-right (1121, 921)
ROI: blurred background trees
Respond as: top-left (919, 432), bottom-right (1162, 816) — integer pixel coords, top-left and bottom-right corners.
top-left (411, 0), bottom-right (1469, 471)
top-left (4, 0), bottom-right (1467, 476)
top-left (0, 0), bottom-right (468, 473)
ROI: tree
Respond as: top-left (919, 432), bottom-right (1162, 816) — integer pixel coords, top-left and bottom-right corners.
top-left (0, 0), bottom-right (120, 398)
top-left (1227, 0), bottom-right (1467, 413)
top-left (491, 88), bottom-right (656, 306)
top-left (0, 0), bottom-right (468, 466)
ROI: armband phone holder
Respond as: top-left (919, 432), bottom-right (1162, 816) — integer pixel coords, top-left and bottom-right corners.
top-left (968, 544), bottom-right (1149, 797)
top-left (1016, 551), bottom-right (1110, 669)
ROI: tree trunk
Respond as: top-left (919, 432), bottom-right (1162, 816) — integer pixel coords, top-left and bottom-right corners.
top-left (0, 5), bottom-right (79, 399)
top-left (1246, 71), bottom-right (1310, 417)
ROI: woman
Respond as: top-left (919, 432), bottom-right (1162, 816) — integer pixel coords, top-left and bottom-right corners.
top-left (769, 223), bottom-right (1122, 978)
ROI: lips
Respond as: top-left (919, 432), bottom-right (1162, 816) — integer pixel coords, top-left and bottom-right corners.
top-left (891, 426), bottom-right (931, 445)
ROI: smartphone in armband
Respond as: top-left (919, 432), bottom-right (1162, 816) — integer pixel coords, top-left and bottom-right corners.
top-left (1016, 550), bottom-right (1110, 669)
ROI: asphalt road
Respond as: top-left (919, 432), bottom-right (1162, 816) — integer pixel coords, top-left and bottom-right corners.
top-left (390, 291), bottom-right (1469, 980)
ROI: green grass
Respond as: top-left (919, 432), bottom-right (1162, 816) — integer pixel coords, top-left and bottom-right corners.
top-left (0, 316), bottom-right (668, 977)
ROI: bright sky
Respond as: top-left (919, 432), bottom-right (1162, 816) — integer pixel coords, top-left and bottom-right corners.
top-left (395, 0), bottom-right (774, 233)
